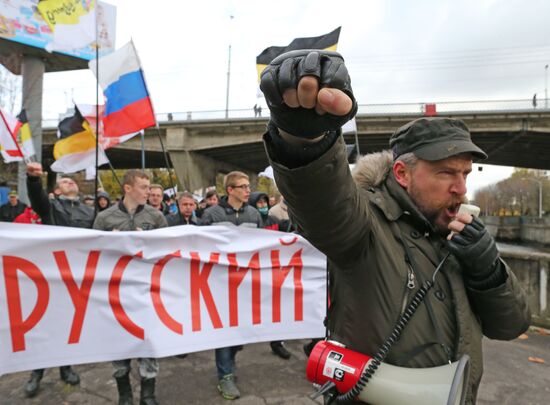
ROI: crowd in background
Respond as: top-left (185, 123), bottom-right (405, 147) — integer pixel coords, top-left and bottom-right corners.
top-left (0, 164), bottom-right (300, 404)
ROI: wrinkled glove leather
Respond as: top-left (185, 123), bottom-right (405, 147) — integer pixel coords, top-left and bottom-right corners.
top-left (260, 50), bottom-right (358, 138)
top-left (447, 217), bottom-right (500, 281)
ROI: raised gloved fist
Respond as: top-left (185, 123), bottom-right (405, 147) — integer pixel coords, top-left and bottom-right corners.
top-left (447, 217), bottom-right (500, 281)
top-left (260, 49), bottom-right (358, 138)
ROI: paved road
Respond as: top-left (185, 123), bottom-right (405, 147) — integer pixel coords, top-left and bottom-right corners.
top-left (0, 330), bottom-right (549, 405)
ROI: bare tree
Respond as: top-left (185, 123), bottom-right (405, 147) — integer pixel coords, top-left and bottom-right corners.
top-left (0, 64), bottom-right (21, 113)
top-left (0, 64), bottom-right (22, 185)
top-left (474, 168), bottom-right (550, 217)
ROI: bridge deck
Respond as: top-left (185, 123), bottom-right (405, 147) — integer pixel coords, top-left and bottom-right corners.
top-left (40, 109), bottom-right (550, 177)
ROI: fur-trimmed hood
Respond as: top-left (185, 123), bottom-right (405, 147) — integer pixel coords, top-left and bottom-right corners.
top-left (352, 150), bottom-right (393, 190)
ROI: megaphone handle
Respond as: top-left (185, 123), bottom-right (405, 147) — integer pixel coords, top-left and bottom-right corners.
top-left (310, 381), bottom-right (337, 402)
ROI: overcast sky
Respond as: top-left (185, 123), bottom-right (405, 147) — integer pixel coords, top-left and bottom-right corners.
top-left (40, 0), bottom-right (550, 196)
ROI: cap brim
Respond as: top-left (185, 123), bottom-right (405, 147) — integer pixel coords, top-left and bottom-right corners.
top-left (413, 140), bottom-right (487, 161)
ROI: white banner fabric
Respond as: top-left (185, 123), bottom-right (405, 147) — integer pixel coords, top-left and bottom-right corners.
top-left (0, 223), bottom-right (327, 375)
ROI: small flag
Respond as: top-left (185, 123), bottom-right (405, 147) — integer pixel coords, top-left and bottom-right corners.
top-left (51, 107), bottom-right (109, 174)
top-left (76, 103), bottom-right (141, 149)
top-left (256, 27), bottom-right (341, 81)
top-left (89, 41), bottom-right (156, 137)
top-left (38, 0), bottom-right (97, 53)
top-left (0, 108), bottom-right (24, 163)
top-left (14, 110), bottom-right (35, 158)
top-left (58, 107), bottom-right (87, 139)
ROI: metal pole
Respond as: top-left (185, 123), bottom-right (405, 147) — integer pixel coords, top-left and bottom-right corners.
top-left (522, 177), bottom-right (543, 218)
top-left (141, 131), bottom-right (145, 170)
top-left (18, 56), bottom-right (44, 205)
top-left (224, 15), bottom-right (234, 119)
top-left (545, 64), bottom-right (548, 109)
top-left (539, 180), bottom-right (543, 218)
top-left (94, 4), bottom-right (99, 219)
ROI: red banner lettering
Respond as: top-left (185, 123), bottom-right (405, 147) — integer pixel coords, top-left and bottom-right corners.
top-left (151, 251), bottom-right (183, 335)
top-left (271, 249), bottom-right (304, 322)
top-left (53, 250), bottom-right (99, 344)
top-left (109, 252), bottom-right (144, 340)
top-left (190, 252), bottom-right (222, 332)
top-left (2, 256), bottom-right (49, 352)
top-left (227, 252), bottom-right (261, 327)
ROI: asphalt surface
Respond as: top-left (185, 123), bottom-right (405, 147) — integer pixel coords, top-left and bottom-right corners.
top-left (0, 329), bottom-right (548, 405)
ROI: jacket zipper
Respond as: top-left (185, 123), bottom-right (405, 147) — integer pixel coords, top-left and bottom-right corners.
top-left (400, 262), bottom-right (416, 315)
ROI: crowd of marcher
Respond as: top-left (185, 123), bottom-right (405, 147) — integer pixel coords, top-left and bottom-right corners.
top-left (1, 49), bottom-right (534, 405)
top-left (0, 163), bottom-right (298, 404)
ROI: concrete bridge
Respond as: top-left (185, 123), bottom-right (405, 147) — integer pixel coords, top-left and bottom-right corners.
top-left (40, 99), bottom-right (550, 192)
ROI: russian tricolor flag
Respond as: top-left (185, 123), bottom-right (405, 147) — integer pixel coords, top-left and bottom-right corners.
top-left (89, 41), bottom-right (156, 137)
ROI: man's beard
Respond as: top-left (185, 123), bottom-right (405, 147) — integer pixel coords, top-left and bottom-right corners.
top-left (408, 182), bottom-right (464, 237)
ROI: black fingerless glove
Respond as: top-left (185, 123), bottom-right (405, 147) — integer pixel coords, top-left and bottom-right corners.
top-left (447, 217), bottom-right (505, 289)
top-left (260, 50), bottom-right (358, 138)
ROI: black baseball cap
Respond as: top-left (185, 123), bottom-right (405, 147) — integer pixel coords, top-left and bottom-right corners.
top-left (389, 117), bottom-right (487, 161)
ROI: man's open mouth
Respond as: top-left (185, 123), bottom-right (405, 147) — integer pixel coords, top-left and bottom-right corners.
top-left (446, 203), bottom-right (461, 217)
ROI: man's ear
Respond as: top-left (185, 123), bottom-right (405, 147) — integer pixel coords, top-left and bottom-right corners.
top-left (123, 184), bottom-right (130, 195)
top-left (393, 161), bottom-right (410, 188)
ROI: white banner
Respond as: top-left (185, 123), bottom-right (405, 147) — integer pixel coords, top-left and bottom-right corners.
top-left (0, 223), bottom-right (327, 376)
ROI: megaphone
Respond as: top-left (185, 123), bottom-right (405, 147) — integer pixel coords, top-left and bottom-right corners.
top-left (306, 340), bottom-right (470, 405)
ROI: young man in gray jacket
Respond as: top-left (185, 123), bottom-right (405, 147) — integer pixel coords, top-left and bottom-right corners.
top-left (259, 50), bottom-right (530, 404)
top-left (93, 169), bottom-right (167, 405)
top-left (199, 171), bottom-right (262, 400)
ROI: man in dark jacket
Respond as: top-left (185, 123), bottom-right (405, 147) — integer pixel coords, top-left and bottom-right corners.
top-left (93, 169), bottom-right (167, 405)
top-left (0, 191), bottom-right (27, 222)
top-left (24, 162), bottom-right (92, 397)
top-left (26, 163), bottom-right (94, 228)
top-left (259, 50), bottom-right (530, 404)
top-left (96, 190), bottom-right (111, 212)
top-left (248, 192), bottom-right (280, 230)
top-left (148, 184), bottom-right (170, 215)
top-left (195, 189), bottom-right (219, 218)
top-left (200, 171), bottom-right (262, 400)
top-left (165, 191), bottom-right (198, 226)
top-left (248, 191), bottom-right (292, 360)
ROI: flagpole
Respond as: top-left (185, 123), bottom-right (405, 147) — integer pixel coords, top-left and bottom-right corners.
top-left (0, 108), bottom-right (25, 159)
top-left (106, 159), bottom-right (122, 189)
top-left (224, 15), bottom-right (234, 119)
top-left (94, 1), bottom-right (100, 219)
top-left (154, 123), bottom-right (182, 220)
top-left (130, 39), bottom-right (182, 220)
top-left (141, 131), bottom-right (145, 169)
top-left (131, 39), bottom-right (150, 172)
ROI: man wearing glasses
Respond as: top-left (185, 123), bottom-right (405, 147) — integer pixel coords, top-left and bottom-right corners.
top-left (199, 171), bottom-right (262, 400)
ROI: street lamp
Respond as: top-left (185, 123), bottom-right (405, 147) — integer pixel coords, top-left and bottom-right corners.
top-left (225, 15), bottom-right (234, 119)
top-left (521, 178), bottom-right (543, 218)
top-left (545, 64), bottom-right (548, 109)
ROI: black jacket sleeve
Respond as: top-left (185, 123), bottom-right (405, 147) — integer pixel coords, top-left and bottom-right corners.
top-left (264, 123), bottom-right (340, 169)
top-left (26, 176), bottom-right (52, 224)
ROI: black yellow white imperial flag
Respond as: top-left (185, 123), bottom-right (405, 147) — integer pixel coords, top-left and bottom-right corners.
top-left (256, 26), bottom-right (341, 82)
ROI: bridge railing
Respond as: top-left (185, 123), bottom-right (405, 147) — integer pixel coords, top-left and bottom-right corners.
top-left (42, 98), bottom-right (550, 128)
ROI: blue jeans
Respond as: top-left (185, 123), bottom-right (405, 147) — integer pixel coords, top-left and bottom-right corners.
top-left (215, 346), bottom-right (241, 379)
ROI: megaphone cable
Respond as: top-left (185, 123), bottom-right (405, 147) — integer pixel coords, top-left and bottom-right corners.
top-left (333, 253), bottom-right (451, 404)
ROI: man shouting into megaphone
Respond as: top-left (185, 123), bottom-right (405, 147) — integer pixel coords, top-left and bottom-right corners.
top-left (260, 50), bottom-right (530, 404)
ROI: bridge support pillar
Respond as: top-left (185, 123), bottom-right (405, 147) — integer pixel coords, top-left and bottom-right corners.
top-left (169, 150), bottom-right (257, 193)
top-left (167, 127), bottom-right (258, 193)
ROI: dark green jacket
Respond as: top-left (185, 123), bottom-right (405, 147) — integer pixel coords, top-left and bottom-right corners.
top-left (266, 134), bottom-right (530, 404)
